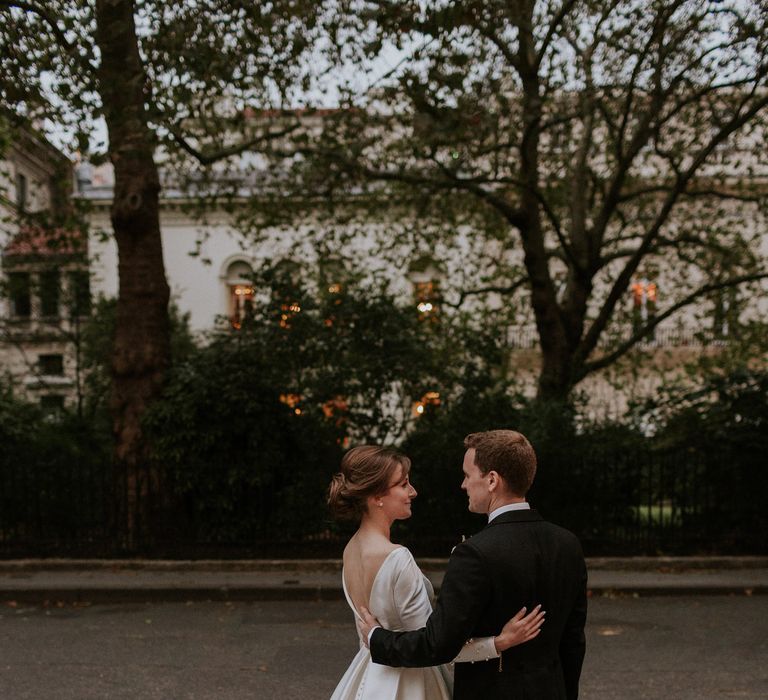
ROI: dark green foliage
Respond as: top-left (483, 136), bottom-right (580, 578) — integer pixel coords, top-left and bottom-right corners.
top-left (642, 370), bottom-right (768, 551)
top-left (143, 343), bottom-right (344, 544)
top-left (399, 382), bottom-right (524, 552)
top-left (3, 299), bottom-right (767, 555)
top-left (143, 265), bottom-right (509, 547)
top-left (0, 388), bottom-right (111, 554)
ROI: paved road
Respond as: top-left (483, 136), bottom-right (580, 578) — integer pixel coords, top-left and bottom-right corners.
top-left (1, 596), bottom-right (766, 699)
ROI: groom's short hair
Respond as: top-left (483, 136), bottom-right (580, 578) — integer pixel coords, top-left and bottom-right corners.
top-left (464, 430), bottom-right (537, 496)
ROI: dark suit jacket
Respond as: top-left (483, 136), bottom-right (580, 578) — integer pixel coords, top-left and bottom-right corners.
top-left (370, 509), bottom-right (587, 700)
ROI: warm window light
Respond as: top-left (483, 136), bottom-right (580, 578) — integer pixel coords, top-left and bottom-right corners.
top-left (230, 283), bottom-right (255, 330)
top-left (279, 393), bottom-right (302, 409)
top-left (322, 396), bottom-right (348, 419)
top-left (328, 283), bottom-right (342, 294)
top-left (414, 280), bottom-right (439, 317)
top-left (413, 391), bottom-right (441, 417)
top-left (631, 277), bottom-right (658, 331)
top-left (279, 300), bottom-right (301, 328)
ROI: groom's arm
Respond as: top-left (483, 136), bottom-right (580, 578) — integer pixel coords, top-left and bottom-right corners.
top-left (370, 542), bottom-right (490, 668)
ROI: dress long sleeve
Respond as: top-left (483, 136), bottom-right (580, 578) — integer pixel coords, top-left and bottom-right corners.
top-left (390, 548), bottom-right (498, 664)
top-left (374, 544), bottom-right (494, 667)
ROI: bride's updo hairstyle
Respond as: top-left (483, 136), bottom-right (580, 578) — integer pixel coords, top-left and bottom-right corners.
top-left (328, 445), bottom-right (411, 522)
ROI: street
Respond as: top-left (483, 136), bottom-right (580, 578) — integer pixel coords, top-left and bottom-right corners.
top-left (1, 596), bottom-right (766, 699)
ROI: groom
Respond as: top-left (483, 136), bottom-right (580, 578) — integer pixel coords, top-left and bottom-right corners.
top-left (359, 429), bottom-right (587, 699)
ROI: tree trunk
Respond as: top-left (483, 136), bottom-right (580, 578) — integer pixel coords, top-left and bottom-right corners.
top-left (537, 345), bottom-right (576, 402)
top-left (95, 0), bottom-right (171, 551)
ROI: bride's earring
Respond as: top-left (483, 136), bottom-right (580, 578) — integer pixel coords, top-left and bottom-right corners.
top-left (377, 501), bottom-right (383, 507)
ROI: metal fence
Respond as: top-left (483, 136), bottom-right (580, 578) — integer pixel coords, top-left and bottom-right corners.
top-left (0, 452), bottom-right (112, 556)
top-left (550, 444), bottom-right (764, 555)
top-left (1, 442), bottom-right (764, 557)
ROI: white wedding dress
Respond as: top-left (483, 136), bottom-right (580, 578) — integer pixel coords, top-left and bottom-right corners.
top-left (330, 546), bottom-right (497, 700)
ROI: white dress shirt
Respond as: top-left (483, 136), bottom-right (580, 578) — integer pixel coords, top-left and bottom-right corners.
top-left (488, 501), bottom-right (530, 522)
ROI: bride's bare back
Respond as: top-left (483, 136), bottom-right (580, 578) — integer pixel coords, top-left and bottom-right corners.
top-left (342, 532), bottom-right (400, 614)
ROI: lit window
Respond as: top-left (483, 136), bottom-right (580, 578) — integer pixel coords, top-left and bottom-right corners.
top-left (230, 284), bottom-right (255, 329)
top-left (413, 391), bottom-right (441, 417)
top-left (225, 260), bottom-right (255, 329)
top-left (322, 395), bottom-right (349, 427)
top-left (631, 276), bottom-right (658, 335)
top-left (409, 258), bottom-right (442, 320)
top-left (279, 301), bottom-right (301, 329)
top-left (279, 393), bottom-right (303, 415)
top-left (414, 281), bottom-right (440, 317)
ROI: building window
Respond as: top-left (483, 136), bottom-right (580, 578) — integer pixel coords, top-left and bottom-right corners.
top-left (279, 392), bottom-right (303, 415)
top-left (68, 270), bottom-right (92, 316)
top-left (39, 269), bottom-right (60, 318)
top-left (225, 260), bottom-right (255, 329)
top-left (409, 258), bottom-right (442, 319)
top-left (8, 271), bottom-right (32, 318)
top-left (631, 276), bottom-right (658, 335)
top-left (16, 172), bottom-right (28, 213)
top-left (712, 287), bottom-right (739, 339)
top-left (39, 354), bottom-right (64, 376)
top-left (414, 280), bottom-right (440, 316)
top-left (40, 394), bottom-right (65, 416)
top-left (413, 391), bottom-right (441, 417)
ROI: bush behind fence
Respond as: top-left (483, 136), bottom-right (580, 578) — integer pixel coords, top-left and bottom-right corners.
top-left (2, 416), bottom-right (765, 557)
top-left (3, 356), bottom-right (766, 557)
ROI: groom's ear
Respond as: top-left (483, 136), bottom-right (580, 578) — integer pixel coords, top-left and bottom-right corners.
top-left (487, 470), bottom-right (501, 492)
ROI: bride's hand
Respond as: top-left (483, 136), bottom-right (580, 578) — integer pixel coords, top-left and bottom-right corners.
top-left (357, 606), bottom-right (380, 648)
top-left (494, 605), bottom-right (545, 652)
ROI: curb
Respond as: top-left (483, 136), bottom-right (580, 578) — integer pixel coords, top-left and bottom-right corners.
top-left (2, 557), bottom-right (766, 604)
top-left (1, 586), bottom-right (348, 605)
top-left (3, 584), bottom-right (765, 605)
top-left (1, 556), bottom-right (766, 573)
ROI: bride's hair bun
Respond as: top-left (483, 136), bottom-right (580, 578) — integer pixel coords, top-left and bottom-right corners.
top-left (327, 445), bottom-right (411, 522)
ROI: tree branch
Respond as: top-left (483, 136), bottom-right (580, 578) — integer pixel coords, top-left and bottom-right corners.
top-left (578, 92), bottom-right (768, 365)
top-left (536, 0), bottom-right (581, 65)
top-left (168, 123), bottom-right (302, 166)
top-left (0, 0), bottom-right (73, 49)
top-left (445, 277), bottom-right (529, 309)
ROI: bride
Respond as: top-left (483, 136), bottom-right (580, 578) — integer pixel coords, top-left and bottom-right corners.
top-left (327, 445), bottom-right (544, 699)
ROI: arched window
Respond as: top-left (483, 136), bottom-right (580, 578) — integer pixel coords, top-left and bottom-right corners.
top-left (225, 260), bottom-right (255, 329)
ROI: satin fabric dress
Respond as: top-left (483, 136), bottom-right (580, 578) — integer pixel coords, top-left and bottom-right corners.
top-left (330, 547), bottom-right (497, 700)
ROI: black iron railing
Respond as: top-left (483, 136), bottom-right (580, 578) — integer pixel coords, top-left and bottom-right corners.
top-left (1, 442), bottom-right (764, 557)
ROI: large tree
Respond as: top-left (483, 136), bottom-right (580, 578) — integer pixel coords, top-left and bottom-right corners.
top-left (0, 0), bottom-right (322, 548)
top-left (295, 0), bottom-right (768, 402)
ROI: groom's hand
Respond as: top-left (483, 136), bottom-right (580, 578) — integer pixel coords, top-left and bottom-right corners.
top-left (357, 606), bottom-right (381, 648)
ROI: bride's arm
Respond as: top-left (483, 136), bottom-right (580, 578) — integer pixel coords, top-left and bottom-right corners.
top-left (453, 606), bottom-right (545, 663)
